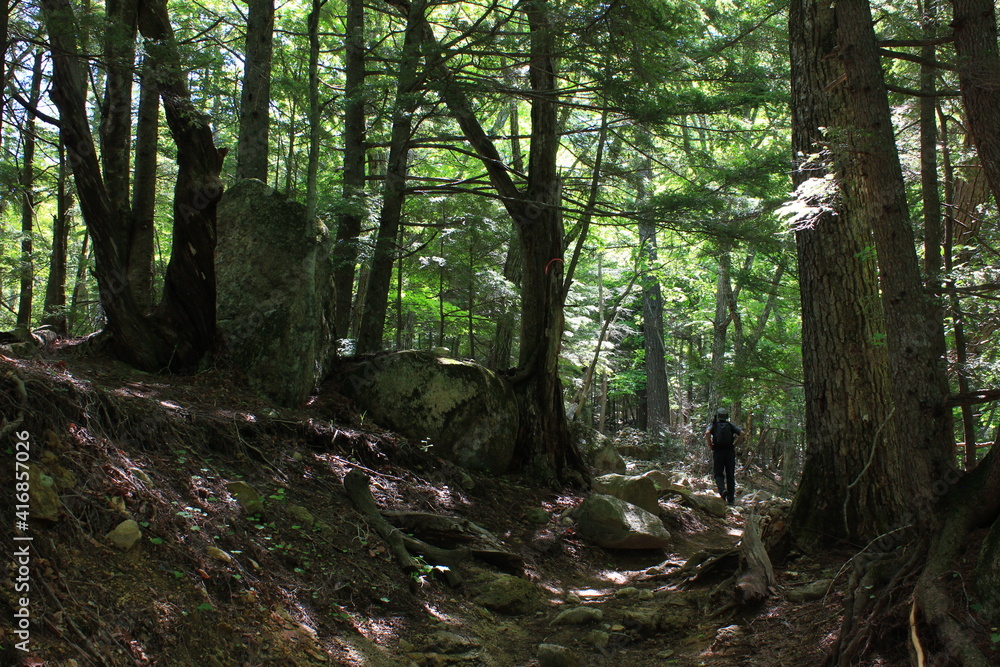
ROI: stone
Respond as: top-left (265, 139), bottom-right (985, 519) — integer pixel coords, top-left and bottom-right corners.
top-left (106, 519), bottom-right (141, 551)
top-left (669, 485), bottom-right (728, 518)
top-left (286, 504), bottom-right (316, 528)
top-left (615, 586), bottom-right (639, 598)
top-left (28, 465), bottom-right (61, 521)
top-left (592, 473), bottom-right (660, 514)
top-left (786, 579), bottom-right (833, 603)
top-left (207, 546), bottom-right (233, 564)
top-left (470, 573), bottom-right (540, 615)
top-left (572, 494), bottom-right (671, 550)
top-left (226, 480), bottom-right (264, 515)
top-left (551, 606), bottom-right (603, 626)
top-left (339, 351), bottom-right (518, 473)
top-left (216, 179), bottom-right (336, 407)
top-left (592, 442), bottom-right (626, 473)
top-left (525, 507), bottom-right (550, 524)
top-left (586, 630), bottom-right (610, 649)
top-left (536, 643), bottom-right (580, 667)
top-left (424, 630), bottom-right (477, 654)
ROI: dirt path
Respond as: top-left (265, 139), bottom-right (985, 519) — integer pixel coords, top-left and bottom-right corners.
top-left (1, 355), bottom-right (855, 666)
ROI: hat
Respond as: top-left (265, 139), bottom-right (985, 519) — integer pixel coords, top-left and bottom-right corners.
top-left (715, 407), bottom-right (729, 419)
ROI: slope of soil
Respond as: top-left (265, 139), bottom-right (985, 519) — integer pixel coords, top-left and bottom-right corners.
top-left (1, 351), bottom-right (860, 666)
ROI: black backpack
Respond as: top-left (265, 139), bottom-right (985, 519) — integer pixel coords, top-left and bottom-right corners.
top-left (713, 421), bottom-right (735, 449)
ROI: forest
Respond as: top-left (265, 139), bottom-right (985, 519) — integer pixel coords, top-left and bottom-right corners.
top-left (2, 0), bottom-right (1000, 665)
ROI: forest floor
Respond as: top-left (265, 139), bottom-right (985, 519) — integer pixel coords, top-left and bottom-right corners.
top-left (0, 350), bottom-right (905, 666)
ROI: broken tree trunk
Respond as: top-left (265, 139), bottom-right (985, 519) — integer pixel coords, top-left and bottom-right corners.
top-left (735, 512), bottom-right (776, 606)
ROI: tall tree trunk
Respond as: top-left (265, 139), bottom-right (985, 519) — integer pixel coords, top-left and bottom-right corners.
top-left (332, 0), bottom-right (366, 338)
top-left (357, 0), bottom-right (424, 354)
top-left (951, 0), bottom-right (1000, 206)
top-left (16, 50), bottom-right (43, 334)
top-left (42, 142), bottom-right (71, 334)
top-left (68, 232), bottom-right (90, 334)
top-left (707, 244), bottom-right (732, 410)
top-left (787, 0), bottom-right (898, 544)
top-left (236, 0), bottom-right (273, 181)
top-left (837, 0), bottom-right (953, 489)
top-left (43, 0), bottom-right (223, 370)
top-left (1, 0), bottom-right (9, 148)
top-left (305, 0), bottom-right (327, 220)
top-left (640, 209), bottom-right (669, 436)
top-left (129, 57), bottom-right (159, 309)
top-left (414, 0), bottom-right (585, 482)
top-left (99, 0), bottom-right (137, 219)
top-left (139, 0), bottom-right (226, 367)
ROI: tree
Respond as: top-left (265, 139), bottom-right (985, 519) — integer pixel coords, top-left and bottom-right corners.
top-left (332, 0), bottom-right (366, 338)
top-left (15, 49), bottom-right (42, 333)
top-left (786, 0), bottom-right (898, 543)
top-left (409, 0), bottom-right (586, 481)
top-left (951, 0), bottom-right (1000, 206)
top-left (236, 0), bottom-right (273, 181)
top-left (357, 0), bottom-right (425, 354)
top-left (41, 0), bottom-right (225, 371)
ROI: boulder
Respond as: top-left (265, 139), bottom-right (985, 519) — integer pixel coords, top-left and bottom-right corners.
top-left (216, 179), bottom-right (335, 407)
top-left (340, 350), bottom-right (518, 473)
top-left (592, 473), bottom-right (660, 514)
top-left (470, 573), bottom-right (540, 615)
top-left (592, 441), bottom-right (627, 473)
top-left (572, 494), bottom-right (671, 550)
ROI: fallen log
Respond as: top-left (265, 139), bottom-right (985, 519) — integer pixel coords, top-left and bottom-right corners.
top-left (734, 512), bottom-right (776, 606)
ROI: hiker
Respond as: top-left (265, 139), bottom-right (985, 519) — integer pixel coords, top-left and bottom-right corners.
top-left (705, 407), bottom-right (745, 505)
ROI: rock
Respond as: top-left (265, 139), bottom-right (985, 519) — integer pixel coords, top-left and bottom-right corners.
top-left (216, 179), bottom-right (336, 407)
top-left (638, 589), bottom-right (655, 601)
top-left (536, 643), bottom-right (580, 667)
top-left (592, 442), bottom-right (627, 473)
top-left (106, 519), bottom-right (141, 551)
top-left (470, 573), bottom-right (539, 614)
top-left (639, 469), bottom-right (672, 493)
top-left (40, 452), bottom-right (77, 491)
top-left (525, 507), bottom-right (550, 524)
top-left (551, 606), bottom-right (604, 626)
top-left (621, 604), bottom-right (694, 635)
top-left (572, 494), bottom-right (671, 550)
top-left (286, 504), bottom-right (316, 528)
top-left (564, 593), bottom-right (582, 605)
top-left (206, 546), bottom-right (233, 564)
top-left (586, 630), bottom-right (610, 649)
top-left (592, 473), bottom-right (660, 514)
top-left (339, 351), bottom-right (518, 473)
top-left (786, 579), bottom-right (833, 603)
top-left (28, 465), bottom-right (62, 521)
top-left (612, 427), bottom-right (660, 459)
top-left (531, 530), bottom-right (560, 554)
top-left (226, 480), bottom-right (264, 515)
top-left (425, 630), bottom-right (477, 654)
top-left (615, 586), bottom-right (639, 598)
top-left (669, 485), bottom-right (728, 518)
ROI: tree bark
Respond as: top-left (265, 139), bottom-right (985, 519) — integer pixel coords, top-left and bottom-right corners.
top-left (42, 142), bottom-right (71, 334)
top-left (99, 0), bottom-right (137, 219)
top-left (640, 203), bottom-right (669, 436)
top-left (951, 0), bottom-right (1000, 206)
top-left (139, 0), bottom-right (226, 368)
top-left (236, 0), bottom-right (273, 181)
top-left (332, 0), bottom-right (366, 338)
top-left (16, 50), bottom-right (43, 334)
top-left (128, 56), bottom-right (159, 310)
top-left (305, 0), bottom-right (327, 220)
top-left (788, 0), bottom-right (898, 544)
top-left (836, 0), bottom-right (953, 489)
top-left (356, 0), bottom-right (424, 354)
top-left (42, 0), bottom-right (223, 370)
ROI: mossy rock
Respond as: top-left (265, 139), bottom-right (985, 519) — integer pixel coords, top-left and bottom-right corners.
top-left (339, 350), bottom-right (518, 473)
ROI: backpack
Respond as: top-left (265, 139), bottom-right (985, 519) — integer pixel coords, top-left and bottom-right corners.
top-left (713, 421), bottom-right (735, 449)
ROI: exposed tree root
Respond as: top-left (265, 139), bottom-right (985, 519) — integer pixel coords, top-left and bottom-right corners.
top-left (825, 444), bottom-right (1000, 666)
